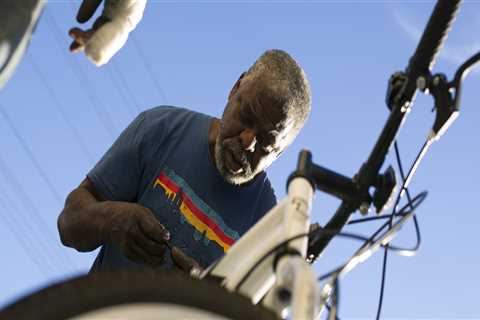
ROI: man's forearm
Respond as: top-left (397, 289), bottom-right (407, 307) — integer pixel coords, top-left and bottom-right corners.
top-left (58, 187), bottom-right (112, 252)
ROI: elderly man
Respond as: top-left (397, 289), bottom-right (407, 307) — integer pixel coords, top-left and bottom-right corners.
top-left (58, 49), bottom-right (311, 272)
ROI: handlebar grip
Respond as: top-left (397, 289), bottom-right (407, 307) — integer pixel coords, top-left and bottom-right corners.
top-left (408, 0), bottom-right (462, 74)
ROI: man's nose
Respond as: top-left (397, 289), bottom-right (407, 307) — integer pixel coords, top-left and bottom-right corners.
top-left (239, 128), bottom-right (257, 152)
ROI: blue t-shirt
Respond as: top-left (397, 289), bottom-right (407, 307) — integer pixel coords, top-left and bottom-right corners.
top-left (88, 106), bottom-right (276, 271)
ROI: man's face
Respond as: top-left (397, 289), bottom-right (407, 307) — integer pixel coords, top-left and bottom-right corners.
top-left (215, 78), bottom-right (295, 185)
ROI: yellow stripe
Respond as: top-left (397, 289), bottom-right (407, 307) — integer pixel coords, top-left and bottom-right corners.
top-left (154, 179), bottom-right (176, 201)
top-left (179, 201), bottom-right (230, 252)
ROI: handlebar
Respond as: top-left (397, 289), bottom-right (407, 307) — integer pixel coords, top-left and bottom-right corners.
top-left (407, 0), bottom-right (462, 75)
top-left (305, 0), bottom-right (463, 262)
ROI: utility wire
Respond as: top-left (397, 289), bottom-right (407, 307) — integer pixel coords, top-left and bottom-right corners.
top-left (131, 34), bottom-right (169, 104)
top-left (0, 190), bottom-right (53, 276)
top-left (0, 155), bottom-right (73, 272)
top-left (24, 52), bottom-right (95, 165)
top-left (45, 9), bottom-right (118, 139)
top-left (105, 65), bottom-right (137, 118)
top-left (0, 104), bottom-right (63, 205)
top-left (110, 59), bottom-right (142, 113)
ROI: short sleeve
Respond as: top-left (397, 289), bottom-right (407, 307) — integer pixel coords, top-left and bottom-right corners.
top-left (87, 112), bottom-right (147, 201)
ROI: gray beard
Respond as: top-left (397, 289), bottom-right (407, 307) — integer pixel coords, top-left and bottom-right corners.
top-left (214, 136), bottom-right (255, 186)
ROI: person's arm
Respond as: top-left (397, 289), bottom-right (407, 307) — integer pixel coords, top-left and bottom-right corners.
top-left (69, 0), bottom-right (147, 66)
top-left (58, 177), bottom-right (109, 252)
top-left (58, 177), bottom-right (171, 266)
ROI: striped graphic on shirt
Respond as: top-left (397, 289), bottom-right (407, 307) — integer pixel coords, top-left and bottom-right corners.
top-left (154, 167), bottom-right (239, 252)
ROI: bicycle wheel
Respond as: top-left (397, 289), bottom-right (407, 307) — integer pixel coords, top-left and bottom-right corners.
top-left (0, 269), bottom-right (278, 320)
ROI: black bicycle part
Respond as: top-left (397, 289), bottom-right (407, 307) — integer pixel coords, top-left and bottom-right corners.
top-left (302, 0), bottom-right (463, 263)
top-left (451, 52), bottom-right (480, 108)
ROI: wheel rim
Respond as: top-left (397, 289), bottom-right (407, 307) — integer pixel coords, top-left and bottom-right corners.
top-left (70, 303), bottom-right (232, 320)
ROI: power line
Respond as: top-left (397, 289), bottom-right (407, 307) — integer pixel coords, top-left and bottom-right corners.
top-left (0, 154), bottom-right (75, 272)
top-left (45, 9), bottom-right (118, 139)
top-left (24, 54), bottom-right (95, 165)
top-left (0, 104), bottom-right (63, 205)
top-left (0, 191), bottom-right (53, 276)
top-left (0, 187), bottom-right (53, 277)
top-left (131, 34), bottom-right (169, 104)
top-left (110, 59), bottom-right (142, 114)
top-left (105, 65), bottom-right (137, 118)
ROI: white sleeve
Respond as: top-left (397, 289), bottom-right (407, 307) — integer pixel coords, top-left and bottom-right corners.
top-left (84, 0), bottom-right (147, 66)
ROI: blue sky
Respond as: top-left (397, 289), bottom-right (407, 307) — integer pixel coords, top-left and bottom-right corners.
top-left (0, 1), bottom-right (479, 318)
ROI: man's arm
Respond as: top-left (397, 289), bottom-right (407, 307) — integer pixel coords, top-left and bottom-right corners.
top-left (58, 177), bottom-right (110, 252)
top-left (58, 177), bottom-right (170, 266)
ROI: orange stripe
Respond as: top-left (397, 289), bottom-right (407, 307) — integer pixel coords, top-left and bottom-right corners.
top-left (179, 201), bottom-right (231, 252)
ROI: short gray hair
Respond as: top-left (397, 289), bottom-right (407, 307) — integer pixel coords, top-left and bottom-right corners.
top-left (243, 49), bottom-right (311, 135)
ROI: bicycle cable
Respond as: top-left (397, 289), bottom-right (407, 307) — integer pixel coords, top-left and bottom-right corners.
top-left (234, 189), bottom-right (426, 294)
top-left (375, 139), bottom-right (426, 320)
top-left (315, 137), bottom-right (430, 320)
top-left (317, 189), bottom-right (426, 320)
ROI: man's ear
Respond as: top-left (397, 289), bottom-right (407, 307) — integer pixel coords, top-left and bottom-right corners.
top-left (228, 72), bottom-right (246, 100)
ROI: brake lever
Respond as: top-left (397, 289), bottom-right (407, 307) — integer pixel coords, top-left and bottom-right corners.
top-left (450, 51), bottom-right (480, 112)
top-left (429, 51), bottom-right (480, 141)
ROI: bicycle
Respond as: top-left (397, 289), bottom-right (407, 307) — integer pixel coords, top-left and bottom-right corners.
top-left (0, 1), bottom-right (478, 319)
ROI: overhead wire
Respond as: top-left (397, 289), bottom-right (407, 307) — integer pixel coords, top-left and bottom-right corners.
top-left (24, 51), bottom-right (95, 165)
top-left (0, 103), bottom-right (80, 269)
top-left (0, 154), bottom-right (73, 273)
top-left (0, 187), bottom-right (53, 276)
top-left (105, 65), bottom-right (137, 118)
top-left (131, 34), bottom-right (169, 104)
top-left (0, 104), bottom-right (63, 205)
top-left (110, 59), bottom-right (142, 114)
top-left (44, 9), bottom-right (118, 139)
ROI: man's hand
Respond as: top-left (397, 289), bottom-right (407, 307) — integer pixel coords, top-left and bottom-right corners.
top-left (171, 246), bottom-right (204, 278)
top-left (69, 0), bottom-right (107, 54)
top-left (104, 202), bottom-right (170, 266)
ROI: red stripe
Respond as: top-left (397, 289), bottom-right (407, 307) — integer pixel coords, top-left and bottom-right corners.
top-left (157, 173), bottom-right (180, 193)
top-left (181, 194), bottom-right (235, 246)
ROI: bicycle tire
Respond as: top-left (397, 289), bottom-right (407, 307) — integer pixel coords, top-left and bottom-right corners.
top-left (0, 269), bottom-right (278, 320)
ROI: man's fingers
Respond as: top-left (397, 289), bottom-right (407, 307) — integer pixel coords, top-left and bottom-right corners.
top-left (171, 246), bottom-right (202, 273)
top-left (77, 0), bottom-right (103, 23)
top-left (133, 225), bottom-right (167, 257)
top-left (138, 213), bottom-right (170, 243)
top-left (69, 28), bottom-right (93, 46)
top-left (127, 240), bottom-right (164, 266)
top-left (69, 40), bottom-right (84, 53)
